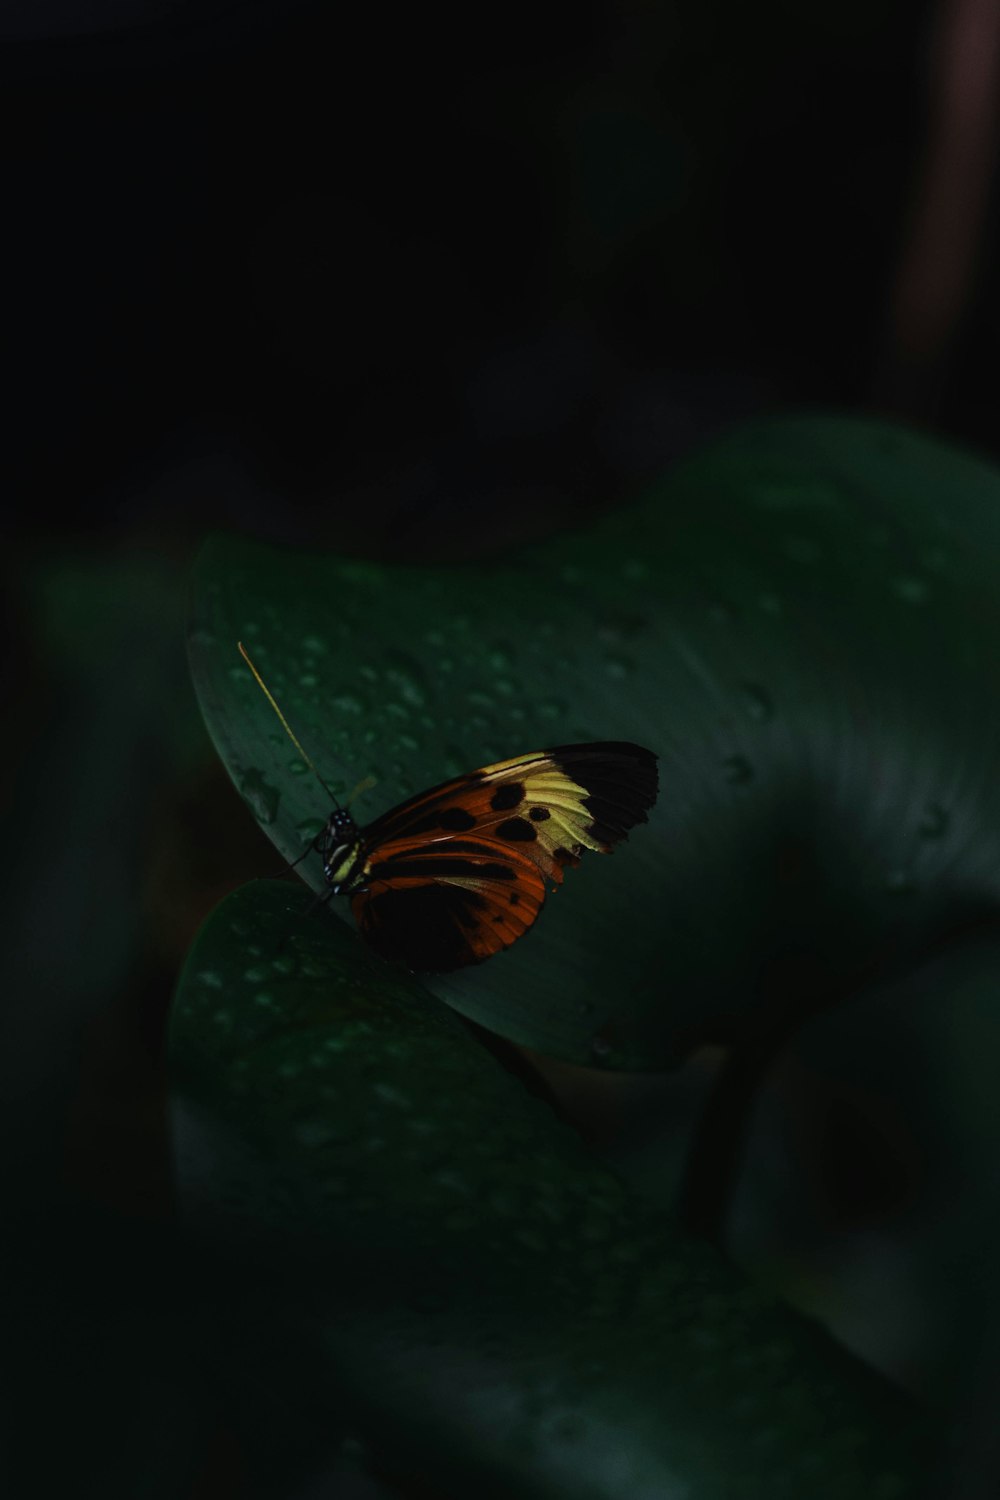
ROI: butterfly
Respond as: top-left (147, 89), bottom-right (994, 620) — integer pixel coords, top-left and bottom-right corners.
top-left (238, 644), bottom-right (658, 972)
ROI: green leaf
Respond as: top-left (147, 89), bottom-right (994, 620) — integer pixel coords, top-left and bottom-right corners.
top-left (171, 881), bottom-right (932, 1499)
top-left (188, 415), bottom-right (1000, 1067)
top-left (2, 552), bottom-right (209, 1194)
top-left (729, 934), bottom-right (1000, 1419)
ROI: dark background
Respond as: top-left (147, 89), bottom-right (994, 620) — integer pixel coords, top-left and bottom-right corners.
top-left (11, 0), bottom-right (999, 560)
top-left (4, 1), bottom-right (1000, 1495)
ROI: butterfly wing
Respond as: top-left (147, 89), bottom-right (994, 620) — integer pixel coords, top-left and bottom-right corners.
top-left (352, 835), bottom-right (547, 970)
top-left (352, 742), bottom-right (658, 971)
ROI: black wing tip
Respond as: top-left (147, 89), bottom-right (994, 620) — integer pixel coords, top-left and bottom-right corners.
top-left (545, 741), bottom-right (659, 842)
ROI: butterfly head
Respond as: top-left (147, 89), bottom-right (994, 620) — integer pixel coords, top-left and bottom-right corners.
top-left (319, 808), bottom-right (367, 893)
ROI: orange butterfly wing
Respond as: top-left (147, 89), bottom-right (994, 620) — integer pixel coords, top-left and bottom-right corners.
top-left (351, 742), bottom-right (657, 971)
top-left (351, 834), bottom-right (547, 970)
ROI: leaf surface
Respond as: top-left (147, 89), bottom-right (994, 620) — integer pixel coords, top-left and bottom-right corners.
top-left (188, 416), bottom-right (1000, 1066)
top-left (171, 880), bottom-right (932, 1499)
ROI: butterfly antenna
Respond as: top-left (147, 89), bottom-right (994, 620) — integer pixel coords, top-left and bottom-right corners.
top-left (237, 641), bottom-right (341, 808)
top-left (347, 774), bottom-right (377, 809)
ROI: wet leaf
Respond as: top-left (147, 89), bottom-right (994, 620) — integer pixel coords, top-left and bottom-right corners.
top-left (188, 416), bottom-right (1000, 1066)
top-left (170, 880), bottom-right (932, 1499)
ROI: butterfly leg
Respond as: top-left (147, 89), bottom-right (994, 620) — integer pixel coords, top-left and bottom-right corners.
top-left (288, 833), bottom-right (325, 872)
top-left (303, 885), bottom-right (337, 919)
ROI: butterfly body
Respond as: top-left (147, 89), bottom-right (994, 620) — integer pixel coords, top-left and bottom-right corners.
top-left (309, 741), bottom-right (659, 972)
top-left (319, 807), bottom-right (370, 893)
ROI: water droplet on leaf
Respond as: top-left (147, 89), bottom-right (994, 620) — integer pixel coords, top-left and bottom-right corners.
top-left (239, 768), bottom-right (280, 824)
top-left (374, 1082), bottom-right (410, 1108)
top-left (332, 692), bottom-right (366, 715)
top-left (597, 612), bottom-right (647, 643)
top-left (488, 642), bottom-right (514, 670)
top-left (891, 576), bottom-right (929, 605)
top-left (722, 754), bottom-right (754, 785)
top-left (918, 803), bottom-right (948, 839)
top-left (384, 651), bottom-right (428, 707)
top-left (740, 683), bottom-right (773, 722)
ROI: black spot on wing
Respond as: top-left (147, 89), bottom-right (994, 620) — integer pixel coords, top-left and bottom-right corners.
top-left (402, 811), bottom-right (445, 834)
top-left (437, 806), bottom-right (478, 831)
top-left (490, 783), bottom-right (524, 811)
top-left (528, 807), bottom-right (550, 821)
top-left (402, 805), bottom-right (477, 834)
top-left (496, 817), bottom-right (537, 842)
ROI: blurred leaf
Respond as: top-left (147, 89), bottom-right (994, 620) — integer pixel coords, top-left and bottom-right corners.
top-left (170, 880), bottom-right (931, 1500)
top-left (1, 552), bottom-right (209, 1194)
top-left (188, 415), bottom-right (1000, 1067)
top-left (728, 935), bottom-right (1000, 1493)
top-left (30, 553), bottom-right (208, 771)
